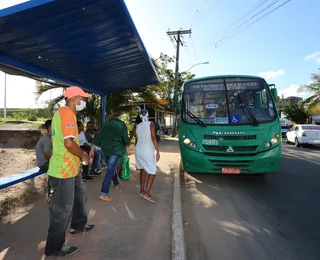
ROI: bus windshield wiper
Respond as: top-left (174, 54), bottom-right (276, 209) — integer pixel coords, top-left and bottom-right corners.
top-left (238, 94), bottom-right (259, 126)
top-left (183, 108), bottom-right (207, 127)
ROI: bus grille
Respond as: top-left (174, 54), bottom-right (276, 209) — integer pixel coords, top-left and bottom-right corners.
top-left (204, 134), bottom-right (256, 140)
top-left (210, 160), bottom-right (253, 168)
top-left (203, 145), bottom-right (258, 152)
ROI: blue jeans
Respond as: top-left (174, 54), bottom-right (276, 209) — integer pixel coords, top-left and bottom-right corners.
top-left (101, 155), bottom-right (119, 196)
top-left (91, 147), bottom-right (102, 172)
top-left (100, 150), bottom-right (106, 166)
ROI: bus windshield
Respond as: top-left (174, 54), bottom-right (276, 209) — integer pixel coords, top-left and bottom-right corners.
top-left (183, 77), bottom-right (277, 125)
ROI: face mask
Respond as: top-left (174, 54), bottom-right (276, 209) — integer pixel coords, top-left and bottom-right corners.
top-left (76, 100), bottom-right (86, 111)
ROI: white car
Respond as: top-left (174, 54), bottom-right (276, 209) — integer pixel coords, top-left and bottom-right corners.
top-left (286, 124), bottom-right (320, 147)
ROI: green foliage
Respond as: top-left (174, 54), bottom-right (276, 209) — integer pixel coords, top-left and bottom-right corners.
top-left (156, 53), bottom-right (195, 109)
top-left (283, 104), bottom-right (309, 124)
top-left (0, 108), bottom-right (53, 122)
top-left (298, 69), bottom-right (320, 110)
top-left (28, 53), bottom-right (195, 127)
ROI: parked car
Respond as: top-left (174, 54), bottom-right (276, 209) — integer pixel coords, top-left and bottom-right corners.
top-left (286, 124), bottom-right (320, 147)
top-left (281, 125), bottom-right (290, 138)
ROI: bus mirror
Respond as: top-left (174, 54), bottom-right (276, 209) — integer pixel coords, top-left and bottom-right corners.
top-left (269, 85), bottom-right (278, 103)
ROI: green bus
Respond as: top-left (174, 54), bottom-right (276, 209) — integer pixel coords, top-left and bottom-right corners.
top-left (179, 75), bottom-right (281, 175)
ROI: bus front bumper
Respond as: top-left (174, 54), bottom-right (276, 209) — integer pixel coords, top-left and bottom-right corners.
top-left (180, 145), bottom-right (281, 174)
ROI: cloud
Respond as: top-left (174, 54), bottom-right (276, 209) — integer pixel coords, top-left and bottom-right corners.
top-left (257, 70), bottom-right (284, 79)
top-left (316, 58), bottom-right (320, 64)
top-left (278, 84), bottom-right (312, 99)
top-left (304, 51), bottom-right (320, 60)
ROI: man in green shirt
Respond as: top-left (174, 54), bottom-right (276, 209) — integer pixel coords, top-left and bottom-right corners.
top-left (90, 109), bottom-right (129, 202)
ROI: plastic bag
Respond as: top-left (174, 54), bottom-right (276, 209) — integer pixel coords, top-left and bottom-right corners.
top-left (120, 154), bottom-right (130, 180)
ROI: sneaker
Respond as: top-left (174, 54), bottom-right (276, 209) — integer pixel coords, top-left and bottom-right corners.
top-left (70, 224), bottom-right (95, 236)
top-left (82, 176), bottom-right (93, 182)
top-left (90, 170), bottom-right (102, 177)
top-left (46, 244), bottom-right (78, 257)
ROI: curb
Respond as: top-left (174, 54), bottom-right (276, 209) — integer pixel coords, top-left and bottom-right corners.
top-left (172, 164), bottom-right (186, 260)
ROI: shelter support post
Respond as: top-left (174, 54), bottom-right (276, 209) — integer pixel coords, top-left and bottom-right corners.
top-left (4, 73), bottom-right (7, 121)
top-left (102, 95), bottom-right (107, 125)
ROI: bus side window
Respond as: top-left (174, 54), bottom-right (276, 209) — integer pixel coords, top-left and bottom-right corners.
top-left (255, 92), bottom-right (263, 108)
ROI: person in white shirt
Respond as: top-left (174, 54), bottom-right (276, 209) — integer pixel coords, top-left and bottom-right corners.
top-left (77, 121), bottom-right (93, 182)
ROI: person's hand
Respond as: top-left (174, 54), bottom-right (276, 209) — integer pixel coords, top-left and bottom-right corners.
top-left (156, 151), bottom-right (160, 162)
top-left (89, 149), bottom-right (95, 160)
top-left (81, 151), bottom-right (89, 165)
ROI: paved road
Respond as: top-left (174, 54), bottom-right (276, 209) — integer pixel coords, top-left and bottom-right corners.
top-left (182, 143), bottom-right (320, 260)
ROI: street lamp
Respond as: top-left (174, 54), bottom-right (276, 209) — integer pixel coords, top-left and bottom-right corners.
top-left (187, 62), bottom-right (209, 72)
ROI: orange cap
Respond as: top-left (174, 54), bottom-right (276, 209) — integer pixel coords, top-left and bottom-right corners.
top-left (64, 86), bottom-right (92, 99)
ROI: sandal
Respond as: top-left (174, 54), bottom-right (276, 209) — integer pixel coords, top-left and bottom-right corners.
top-left (114, 186), bottom-right (122, 192)
top-left (141, 194), bottom-right (155, 203)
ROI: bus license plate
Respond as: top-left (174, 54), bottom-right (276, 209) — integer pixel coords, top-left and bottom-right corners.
top-left (222, 168), bottom-right (241, 174)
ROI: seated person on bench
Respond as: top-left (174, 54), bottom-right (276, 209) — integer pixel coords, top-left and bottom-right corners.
top-left (36, 120), bottom-right (52, 171)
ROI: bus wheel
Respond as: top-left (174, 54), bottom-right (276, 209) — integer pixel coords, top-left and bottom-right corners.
top-left (295, 138), bottom-right (301, 148)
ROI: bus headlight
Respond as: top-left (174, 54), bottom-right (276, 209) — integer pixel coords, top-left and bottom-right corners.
top-left (265, 142), bottom-right (271, 148)
top-left (190, 142), bottom-right (197, 149)
top-left (271, 138), bottom-right (278, 144)
top-left (183, 138), bottom-right (191, 145)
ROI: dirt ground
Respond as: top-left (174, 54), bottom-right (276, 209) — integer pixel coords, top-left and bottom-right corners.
top-left (0, 145), bottom-right (136, 216)
top-left (0, 148), bottom-right (47, 216)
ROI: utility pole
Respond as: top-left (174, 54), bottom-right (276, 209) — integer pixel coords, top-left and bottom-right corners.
top-left (167, 29), bottom-right (192, 137)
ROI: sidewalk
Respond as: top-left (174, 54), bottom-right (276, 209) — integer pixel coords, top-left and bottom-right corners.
top-left (0, 139), bottom-right (180, 260)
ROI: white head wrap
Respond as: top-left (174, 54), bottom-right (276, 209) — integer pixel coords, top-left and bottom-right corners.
top-left (139, 109), bottom-right (149, 122)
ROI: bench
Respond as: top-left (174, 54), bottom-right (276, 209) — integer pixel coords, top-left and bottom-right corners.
top-left (0, 167), bottom-right (47, 189)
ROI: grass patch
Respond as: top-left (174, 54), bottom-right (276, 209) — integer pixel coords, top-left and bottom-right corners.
top-left (23, 149), bottom-right (34, 155)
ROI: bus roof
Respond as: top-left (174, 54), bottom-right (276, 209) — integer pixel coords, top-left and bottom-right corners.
top-left (184, 75), bottom-right (265, 85)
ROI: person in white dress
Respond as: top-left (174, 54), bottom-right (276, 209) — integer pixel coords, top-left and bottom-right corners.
top-left (134, 109), bottom-right (160, 202)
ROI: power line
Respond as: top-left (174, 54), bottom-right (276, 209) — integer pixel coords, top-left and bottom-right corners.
top-left (189, 0), bottom-right (221, 27)
top-left (207, 0), bottom-right (281, 47)
top-left (198, 0), bottom-right (222, 23)
top-left (189, 36), bottom-right (199, 63)
top-left (207, 0), bottom-right (291, 47)
top-left (213, 0), bottom-right (270, 40)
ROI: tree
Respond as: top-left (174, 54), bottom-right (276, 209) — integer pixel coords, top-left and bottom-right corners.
top-left (33, 54), bottom-right (194, 128)
top-left (298, 69), bottom-right (320, 111)
top-left (283, 104), bottom-right (309, 124)
top-left (155, 53), bottom-right (195, 109)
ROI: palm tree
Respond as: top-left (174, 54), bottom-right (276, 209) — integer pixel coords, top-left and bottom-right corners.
top-left (298, 70), bottom-right (320, 111)
top-left (34, 81), bottom-right (66, 116)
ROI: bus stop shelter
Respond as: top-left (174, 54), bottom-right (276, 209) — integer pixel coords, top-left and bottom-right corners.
top-left (0, 0), bottom-right (159, 122)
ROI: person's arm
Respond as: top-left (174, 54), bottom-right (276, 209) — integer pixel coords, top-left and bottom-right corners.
top-left (128, 124), bottom-right (136, 145)
top-left (84, 131), bottom-right (93, 143)
top-left (122, 123), bottom-right (129, 147)
top-left (90, 123), bottom-right (106, 158)
top-left (61, 110), bottom-right (88, 162)
top-left (43, 138), bottom-right (51, 161)
top-left (150, 122), bottom-right (160, 162)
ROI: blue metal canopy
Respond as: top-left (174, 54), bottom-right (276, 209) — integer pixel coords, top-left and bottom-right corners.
top-left (0, 0), bottom-right (159, 95)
